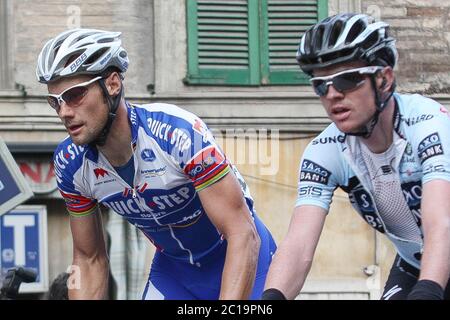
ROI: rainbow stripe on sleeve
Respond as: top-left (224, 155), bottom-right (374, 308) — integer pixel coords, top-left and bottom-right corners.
top-left (184, 146), bottom-right (231, 192)
top-left (60, 190), bottom-right (98, 217)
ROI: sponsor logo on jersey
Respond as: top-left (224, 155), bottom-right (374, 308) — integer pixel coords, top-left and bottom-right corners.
top-left (140, 166), bottom-right (166, 177)
top-left (400, 114), bottom-right (434, 126)
top-left (147, 118), bottom-right (192, 152)
top-left (141, 149), bottom-right (156, 162)
top-left (401, 181), bottom-right (422, 225)
top-left (172, 209), bottom-right (203, 227)
top-left (55, 143), bottom-right (85, 170)
top-left (346, 178), bottom-right (385, 233)
top-left (300, 160), bottom-right (331, 185)
top-left (185, 147), bottom-right (224, 180)
top-left (94, 168), bottom-right (109, 179)
top-left (170, 128), bottom-right (192, 152)
top-left (401, 142), bottom-right (417, 165)
top-left (382, 285), bottom-right (402, 300)
top-left (64, 197), bottom-right (80, 205)
top-left (103, 186), bottom-right (193, 217)
top-left (147, 118), bottom-right (172, 141)
top-left (298, 186), bottom-right (323, 197)
top-left (350, 186), bottom-right (375, 213)
top-left (130, 107), bottom-right (138, 126)
top-left (312, 135), bottom-right (346, 145)
top-left (405, 143), bottom-right (413, 156)
top-left (417, 132), bottom-right (443, 164)
top-left (423, 164), bottom-right (446, 175)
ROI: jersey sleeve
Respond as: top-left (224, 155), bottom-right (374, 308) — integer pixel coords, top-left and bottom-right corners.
top-left (175, 116), bottom-right (230, 192)
top-left (407, 96), bottom-right (450, 184)
top-left (53, 146), bottom-right (98, 217)
top-left (295, 137), bottom-right (341, 212)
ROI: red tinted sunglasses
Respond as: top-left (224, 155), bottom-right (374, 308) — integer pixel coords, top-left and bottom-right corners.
top-left (47, 76), bottom-right (102, 112)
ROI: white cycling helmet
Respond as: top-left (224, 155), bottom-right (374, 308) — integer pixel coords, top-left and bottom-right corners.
top-left (36, 28), bottom-right (129, 83)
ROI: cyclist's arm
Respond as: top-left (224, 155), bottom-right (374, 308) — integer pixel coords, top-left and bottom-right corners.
top-left (68, 207), bottom-right (109, 300)
top-left (408, 97), bottom-right (450, 291)
top-left (264, 205), bottom-right (326, 299)
top-left (418, 179), bottom-right (450, 289)
top-left (198, 172), bottom-right (260, 300)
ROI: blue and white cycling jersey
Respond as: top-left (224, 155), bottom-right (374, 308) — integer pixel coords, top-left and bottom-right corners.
top-left (296, 93), bottom-right (450, 268)
top-left (54, 102), bottom-right (258, 264)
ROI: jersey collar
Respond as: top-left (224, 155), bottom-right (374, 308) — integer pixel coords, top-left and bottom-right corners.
top-left (126, 100), bottom-right (139, 150)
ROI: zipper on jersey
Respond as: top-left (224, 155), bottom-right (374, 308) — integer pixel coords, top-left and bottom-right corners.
top-left (92, 153), bottom-right (136, 195)
top-left (131, 140), bottom-right (138, 199)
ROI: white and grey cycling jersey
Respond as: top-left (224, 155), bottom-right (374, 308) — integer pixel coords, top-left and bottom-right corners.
top-left (296, 93), bottom-right (450, 268)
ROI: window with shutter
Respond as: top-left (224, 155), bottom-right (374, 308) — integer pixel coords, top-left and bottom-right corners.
top-left (260, 0), bottom-right (328, 85)
top-left (185, 0), bottom-right (327, 86)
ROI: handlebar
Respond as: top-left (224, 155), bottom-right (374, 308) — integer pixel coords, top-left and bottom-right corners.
top-left (1, 267), bottom-right (38, 299)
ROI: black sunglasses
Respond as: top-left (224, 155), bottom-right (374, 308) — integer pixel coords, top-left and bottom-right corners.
top-left (310, 66), bottom-right (383, 97)
top-left (47, 76), bottom-right (102, 112)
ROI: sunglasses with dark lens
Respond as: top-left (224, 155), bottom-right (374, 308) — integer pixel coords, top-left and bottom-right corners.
top-left (310, 66), bottom-right (383, 97)
top-left (47, 76), bottom-right (103, 112)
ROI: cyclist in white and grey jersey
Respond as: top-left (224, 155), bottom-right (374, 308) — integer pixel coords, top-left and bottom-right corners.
top-left (263, 13), bottom-right (450, 300)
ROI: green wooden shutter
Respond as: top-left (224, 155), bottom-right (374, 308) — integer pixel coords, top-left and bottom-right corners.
top-left (260, 0), bottom-right (328, 85)
top-left (185, 0), bottom-right (260, 85)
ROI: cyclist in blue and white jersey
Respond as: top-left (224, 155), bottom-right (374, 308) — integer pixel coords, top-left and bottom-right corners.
top-left (263, 13), bottom-right (450, 300)
top-left (36, 28), bottom-right (276, 300)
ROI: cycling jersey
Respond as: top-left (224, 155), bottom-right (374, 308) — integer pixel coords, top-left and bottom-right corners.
top-left (143, 215), bottom-right (276, 300)
top-left (296, 93), bottom-right (450, 269)
top-left (54, 102), bottom-right (270, 266)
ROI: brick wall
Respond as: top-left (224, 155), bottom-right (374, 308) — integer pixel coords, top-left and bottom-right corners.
top-left (14, 0), bottom-right (154, 96)
top-left (362, 1), bottom-right (450, 94)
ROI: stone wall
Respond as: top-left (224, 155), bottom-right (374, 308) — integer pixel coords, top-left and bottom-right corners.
top-left (361, 1), bottom-right (450, 93)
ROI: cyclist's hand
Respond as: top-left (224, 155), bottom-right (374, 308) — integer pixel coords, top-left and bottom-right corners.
top-left (407, 280), bottom-right (444, 300)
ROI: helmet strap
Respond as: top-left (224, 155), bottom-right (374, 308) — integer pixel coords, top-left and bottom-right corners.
top-left (89, 78), bottom-right (123, 147)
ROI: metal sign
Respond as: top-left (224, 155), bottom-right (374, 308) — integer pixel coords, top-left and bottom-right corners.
top-left (0, 138), bottom-right (33, 216)
top-left (18, 161), bottom-right (58, 195)
top-left (0, 205), bottom-right (49, 293)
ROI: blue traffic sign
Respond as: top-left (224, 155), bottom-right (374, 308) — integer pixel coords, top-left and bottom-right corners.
top-left (0, 206), bottom-right (48, 292)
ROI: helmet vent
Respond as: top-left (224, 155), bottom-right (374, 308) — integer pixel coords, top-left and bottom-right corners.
top-left (313, 26), bottom-right (325, 53)
top-left (346, 20), bottom-right (365, 44)
top-left (329, 21), bottom-right (343, 47)
top-left (75, 41), bottom-right (93, 48)
top-left (85, 48), bottom-right (109, 65)
top-left (362, 31), bottom-right (380, 49)
top-left (98, 37), bottom-right (115, 43)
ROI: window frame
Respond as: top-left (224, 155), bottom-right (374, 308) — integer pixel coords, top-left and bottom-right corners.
top-left (185, 0), bottom-right (328, 86)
